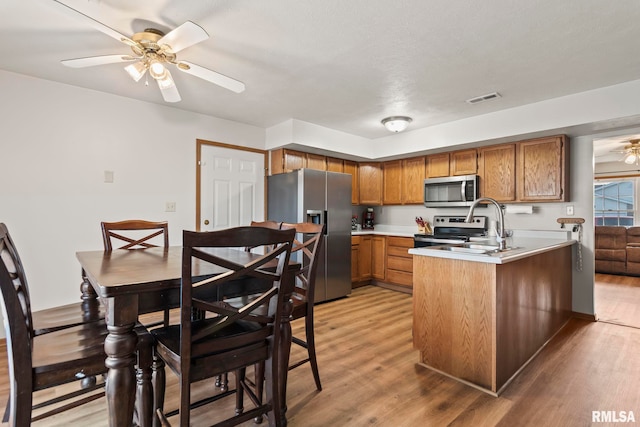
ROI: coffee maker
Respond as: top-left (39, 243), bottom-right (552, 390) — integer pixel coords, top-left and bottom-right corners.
top-left (362, 207), bottom-right (375, 230)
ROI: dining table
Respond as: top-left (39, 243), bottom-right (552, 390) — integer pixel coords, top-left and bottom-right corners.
top-left (76, 245), bottom-right (298, 427)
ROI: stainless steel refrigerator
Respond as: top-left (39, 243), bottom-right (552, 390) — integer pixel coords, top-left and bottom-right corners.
top-left (267, 168), bottom-right (352, 302)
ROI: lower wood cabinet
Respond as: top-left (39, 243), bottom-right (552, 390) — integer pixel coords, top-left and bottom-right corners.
top-left (385, 236), bottom-right (413, 287)
top-left (351, 234), bottom-right (413, 290)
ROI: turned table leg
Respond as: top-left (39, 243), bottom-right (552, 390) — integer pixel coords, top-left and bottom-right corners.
top-left (104, 295), bottom-right (139, 427)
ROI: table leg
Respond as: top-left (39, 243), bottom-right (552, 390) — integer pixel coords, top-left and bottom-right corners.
top-left (80, 268), bottom-right (102, 322)
top-left (103, 296), bottom-right (139, 427)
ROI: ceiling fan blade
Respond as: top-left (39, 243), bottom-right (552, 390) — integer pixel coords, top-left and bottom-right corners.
top-left (158, 21), bottom-right (209, 53)
top-left (157, 69), bottom-right (181, 103)
top-left (176, 61), bottom-right (245, 93)
top-left (61, 54), bottom-right (138, 68)
top-left (51, 0), bottom-right (137, 47)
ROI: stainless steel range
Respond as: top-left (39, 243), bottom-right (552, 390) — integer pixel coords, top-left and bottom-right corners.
top-left (414, 215), bottom-right (488, 248)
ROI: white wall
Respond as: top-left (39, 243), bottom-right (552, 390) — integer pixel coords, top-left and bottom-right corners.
top-left (0, 70), bottom-right (265, 326)
top-left (4, 68), bottom-right (640, 335)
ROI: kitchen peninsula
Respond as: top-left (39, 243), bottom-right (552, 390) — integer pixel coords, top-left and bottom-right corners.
top-left (409, 232), bottom-right (575, 395)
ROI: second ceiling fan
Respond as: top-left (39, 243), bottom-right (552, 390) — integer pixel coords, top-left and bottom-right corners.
top-left (53, 0), bottom-right (245, 103)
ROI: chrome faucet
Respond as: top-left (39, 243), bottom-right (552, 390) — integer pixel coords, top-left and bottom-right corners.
top-left (465, 197), bottom-right (508, 251)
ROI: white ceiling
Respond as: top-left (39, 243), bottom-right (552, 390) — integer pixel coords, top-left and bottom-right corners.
top-left (2, 0), bottom-right (640, 141)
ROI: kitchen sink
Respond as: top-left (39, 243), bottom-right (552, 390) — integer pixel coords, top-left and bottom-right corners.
top-left (432, 243), bottom-right (519, 255)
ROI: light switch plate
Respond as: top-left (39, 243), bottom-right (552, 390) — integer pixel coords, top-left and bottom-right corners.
top-left (566, 205), bottom-right (574, 215)
top-left (165, 202), bottom-right (176, 212)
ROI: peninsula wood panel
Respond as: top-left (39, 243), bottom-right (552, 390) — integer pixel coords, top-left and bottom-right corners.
top-left (383, 160), bottom-right (403, 205)
top-left (402, 156), bottom-right (426, 204)
top-left (478, 144), bottom-right (516, 201)
top-left (451, 149), bottom-right (478, 176)
top-left (413, 256), bottom-right (495, 390)
top-left (358, 162), bottom-right (383, 205)
top-left (426, 152), bottom-right (450, 178)
top-left (495, 246), bottom-right (572, 389)
top-left (517, 135), bottom-right (568, 201)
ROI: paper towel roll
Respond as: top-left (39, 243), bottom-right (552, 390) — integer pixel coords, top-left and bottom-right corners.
top-left (505, 205), bottom-right (533, 214)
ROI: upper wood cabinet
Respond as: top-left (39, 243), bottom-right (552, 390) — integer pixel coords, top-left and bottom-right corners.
top-left (326, 157), bottom-right (344, 172)
top-left (383, 160), bottom-right (403, 205)
top-left (426, 153), bottom-right (450, 178)
top-left (343, 160), bottom-right (359, 205)
top-left (478, 144), bottom-right (517, 202)
top-left (271, 148), bottom-right (305, 174)
top-left (451, 149), bottom-right (478, 176)
top-left (306, 153), bottom-right (327, 171)
top-left (359, 162), bottom-right (383, 205)
top-left (402, 156), bottom-right (426, 204)
top-left (517, 135), bottom-right (569, 202)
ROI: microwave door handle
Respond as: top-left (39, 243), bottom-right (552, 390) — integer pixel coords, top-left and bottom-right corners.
top-left (461, 180), bottom-right (466, 201)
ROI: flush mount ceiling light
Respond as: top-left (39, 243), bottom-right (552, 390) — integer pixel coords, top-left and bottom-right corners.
top-left (382, 116), bottom-right (413, 133)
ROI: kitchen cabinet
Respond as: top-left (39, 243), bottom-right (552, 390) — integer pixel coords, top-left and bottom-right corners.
top-left (359, 162), bottom-right (383, 205)
top-left (326, 157), bottom-right (344, 172)
top-left (343, 160), bottom-right (359, 205)
top-left (357, 235), bottom-right (372, 281)
top-left (270, 148), bottom-right (306, 174)
top-left (306, 153), bottom-right (327, 171)
top-left (372, 236), bottom-right (386, 280)
top-left (426, 153), bottom-right (450, 178)
top-left (383, 160), bottom-right (403, 205)
top-left (402, 156), bottom-right (426, 204)
top-left (478, 144), bottom-right (517, 202)
top-left (383, 156), bottom-right (425, 205)
top-left (517, 135), bottom-right (569, 202)
top-left (451, 149), bottom-right (478, 175)
top-left (351, 236), bottom-right (361, 284)
top-left (385, 236), bottom-right (413, 288)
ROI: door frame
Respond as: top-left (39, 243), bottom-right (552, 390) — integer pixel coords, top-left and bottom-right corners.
top-left (195, 139), bottom-right (269, 231)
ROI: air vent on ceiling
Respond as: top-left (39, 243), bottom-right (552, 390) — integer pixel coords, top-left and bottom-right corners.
top-left (466, 92), bottom-right (502, 105)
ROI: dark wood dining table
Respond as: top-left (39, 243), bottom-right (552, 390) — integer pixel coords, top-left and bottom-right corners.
top-left (76, 245), bottom-right (297, 427)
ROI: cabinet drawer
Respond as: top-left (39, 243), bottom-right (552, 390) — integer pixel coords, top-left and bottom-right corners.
top-left (387, 246), bottom-right (412, 258)
top-left (387, 236), bottom-right (413, 248)
top-left (387, 256), bottom-right (413, 273)
top-left (386, 269), bottom-right (413, 287)
top-left (351, 236), bottom-right (360, 245)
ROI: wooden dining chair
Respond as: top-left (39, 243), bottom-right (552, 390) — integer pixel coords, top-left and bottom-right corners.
top-left (101, 219), bottom-right (171, 328)
top-left (246, 222), bottom-right (325, 417)
top-left (0, 223), bottom-right (109, 425)
top-left (281, 222), bottom-right (325, 390)
top-left (152, 226), bottom-right (295, 427)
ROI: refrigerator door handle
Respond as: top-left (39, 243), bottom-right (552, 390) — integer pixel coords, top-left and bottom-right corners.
top-left (323, 210), bottom-right (328, 235)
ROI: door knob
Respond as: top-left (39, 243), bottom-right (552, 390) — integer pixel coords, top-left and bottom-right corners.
top-left (204, 220), bottom-right (210, 225)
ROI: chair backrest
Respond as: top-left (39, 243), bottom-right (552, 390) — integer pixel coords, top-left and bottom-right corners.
top-left (250, 220), bottom-right (282, 229)
top-left (180, 226), bottom-right (296, 364)
top-left (0, 223), bottom-right (35, 398)
top-left (281, 222), bottom-right (325, 305)
top-left (101, 220), bottom-right (169, 251)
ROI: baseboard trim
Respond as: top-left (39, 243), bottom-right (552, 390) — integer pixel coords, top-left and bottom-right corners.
top-left (572, 311), bottom-right (597, 322)
top-left (371, 281), bottom-right (413, 295)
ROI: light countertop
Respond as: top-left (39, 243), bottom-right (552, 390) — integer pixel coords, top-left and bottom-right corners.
top-left (351, 224), bottom-right (417, 238)
top-left (408, 230), bottom-right (575, 264)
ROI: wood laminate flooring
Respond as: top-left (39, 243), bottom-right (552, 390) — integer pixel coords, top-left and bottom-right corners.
top-left (2, 285), bottom-right (640, 426)
top-left (595, 272), bottom-right (640, 328)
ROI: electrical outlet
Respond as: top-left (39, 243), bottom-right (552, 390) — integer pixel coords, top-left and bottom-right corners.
top-left (566, 205), bottom-right (574, 216)
top-left (165, 202), bottom-right (176, 212)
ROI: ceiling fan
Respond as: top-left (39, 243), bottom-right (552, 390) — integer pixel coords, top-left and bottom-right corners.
top-left (52, 0), bottom-right (245, 103)
top-left (611, 139), bottom-right (640, 165)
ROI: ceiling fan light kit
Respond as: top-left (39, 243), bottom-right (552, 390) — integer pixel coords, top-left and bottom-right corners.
top-left (53, 0), bottom-right (245, 103)
top-left (382, 116), bottom-right (413, 133)
top-left (612, 138), bottom-right (640, 165)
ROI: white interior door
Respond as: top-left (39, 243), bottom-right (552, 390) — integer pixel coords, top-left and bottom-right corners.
top-left (200, 144), bottom-right (265, 231)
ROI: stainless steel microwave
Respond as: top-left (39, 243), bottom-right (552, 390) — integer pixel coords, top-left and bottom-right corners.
top-left (423, 174), bottom-right (479, 207)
